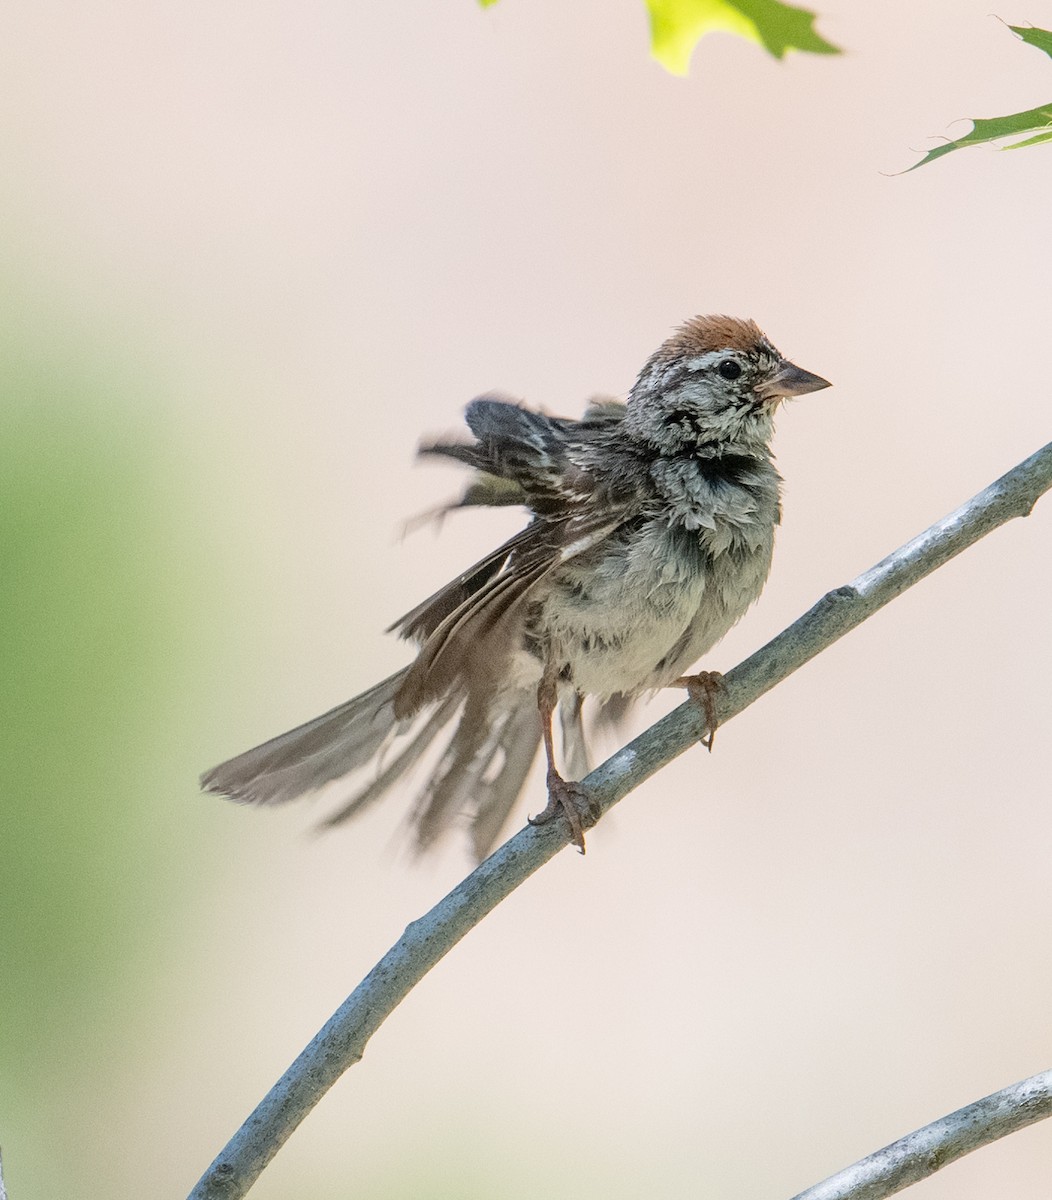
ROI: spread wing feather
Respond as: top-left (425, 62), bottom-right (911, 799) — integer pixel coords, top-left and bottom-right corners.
top-left (389, 524), bottom-right (537, 644)
top-left (392, 506), bottom-right (635, 720)
top-left (203, 395), bottom-right (639, 856)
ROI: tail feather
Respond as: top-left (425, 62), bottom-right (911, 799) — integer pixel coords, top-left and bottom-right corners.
top-left (317, 693), bottom-right (460, 829)
top-left (200, 669), bottom-right (408, 806)
top-left (409, 688), bottom-right (537, 853)
top-left (468, 700), bottom-right (543, 860)
top-left (203, 669), bottom-right (548, 858)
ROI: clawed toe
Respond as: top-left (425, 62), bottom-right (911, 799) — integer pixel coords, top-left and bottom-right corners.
top-left (529, 771), bottom-right (597, 853)
top-left (674, 670), bottom-right (726, 751)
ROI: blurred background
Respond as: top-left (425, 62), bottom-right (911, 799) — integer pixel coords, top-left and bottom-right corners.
top-left (2, 1), bottom-right (1050, 1196)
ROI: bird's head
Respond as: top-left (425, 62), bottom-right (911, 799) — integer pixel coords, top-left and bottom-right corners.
top-left (624, 315), bottom-right (830, 455)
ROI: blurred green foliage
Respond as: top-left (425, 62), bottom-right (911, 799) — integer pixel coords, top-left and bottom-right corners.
top-left (0, 320), bottom-right (194, 1190)
top-left (645, 0), bottom-right (838, 74)
top-left (478, 0), bottom-right (839, 75)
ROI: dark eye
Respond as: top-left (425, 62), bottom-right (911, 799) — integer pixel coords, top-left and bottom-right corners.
top-left (717, 359), bottom-right (742, 381)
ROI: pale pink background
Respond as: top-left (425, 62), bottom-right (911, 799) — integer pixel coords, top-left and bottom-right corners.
top-left (4, 1), bottom-right (1051, 1197)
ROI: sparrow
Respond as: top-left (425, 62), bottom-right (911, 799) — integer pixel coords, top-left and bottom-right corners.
top-left (202, 316), bottom-right (830, 858)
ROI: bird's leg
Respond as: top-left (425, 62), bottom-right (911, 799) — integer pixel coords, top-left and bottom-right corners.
top-left (528, 673), bottom-right (594, 853)
top-left (672, 671), bottom-right (726, 751)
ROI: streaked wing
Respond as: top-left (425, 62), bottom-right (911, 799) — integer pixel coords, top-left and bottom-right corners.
top-left (393, 503), bottom-right (637, 719)
top-left (416, 394), bottom-right (626, 521)
top-left (389, 524), bottom-right (537, 643)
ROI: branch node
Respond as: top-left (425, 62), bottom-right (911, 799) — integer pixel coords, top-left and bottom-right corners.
top-left (828, 584), bottom-right (860, 603)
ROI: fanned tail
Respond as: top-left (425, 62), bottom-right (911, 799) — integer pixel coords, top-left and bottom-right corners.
top-left (409, 687), bottom-right (542, 858)
top-left (200, 670), bottom-right (409, 807)
top-left (202, 671), bottom-right (546, 860)
top-left (325, 685), bottom-right (544, 860)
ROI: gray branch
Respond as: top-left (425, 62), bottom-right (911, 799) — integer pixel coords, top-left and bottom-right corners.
top-left (189, 440), bottom-right (1052, 1200)
top-left (791, 1069), bottom-right (1052, 1200)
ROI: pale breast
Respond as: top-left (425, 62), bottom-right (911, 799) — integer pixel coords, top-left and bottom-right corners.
top-left (537, 520), bottom-right (706, 697)
top-left (536, 454), bottom-right (780, 698)
top-left (652, 531), bottom-right (774, 686)
top-left (536, 525), bottom-right (770, 698)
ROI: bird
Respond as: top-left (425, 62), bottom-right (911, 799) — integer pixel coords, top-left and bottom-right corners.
top-left (201, 315), bottom-right (830, 859)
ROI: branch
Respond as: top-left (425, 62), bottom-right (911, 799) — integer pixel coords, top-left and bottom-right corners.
top-left (189, 440), bottom-right (1052, 1200)
top-left (791, 1069), bottom-right (1052, 1200)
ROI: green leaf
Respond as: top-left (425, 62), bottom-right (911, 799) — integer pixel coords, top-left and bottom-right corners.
top-left (909, 25), bottom-right (1052, 169)
top-left (646, 0), bottom-right (839, 75)
top-left (911, 103), bottom-right (1052, 168)
top-left (1011, 23), bottom-right (1052, 59)
top-left (1005, 127), bottom-right (1052, 149)
top-left (477, 0), bottom-right (839, 73)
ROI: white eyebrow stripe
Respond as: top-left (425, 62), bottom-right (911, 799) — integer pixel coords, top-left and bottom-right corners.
top-left (681, 351), bottom-right (726, 372)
